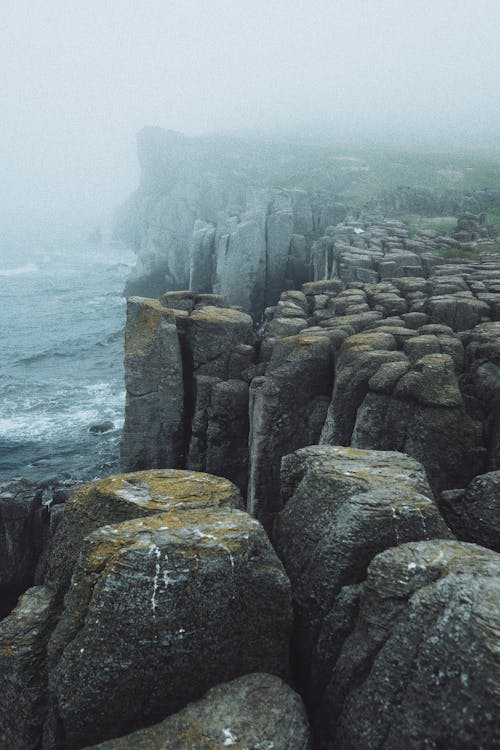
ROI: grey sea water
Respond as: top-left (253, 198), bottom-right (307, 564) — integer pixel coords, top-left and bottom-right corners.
top-left (0, 240), bottom-right (135, 485)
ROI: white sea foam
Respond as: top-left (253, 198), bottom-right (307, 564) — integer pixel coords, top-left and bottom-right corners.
top-left (0, 263), bottom-right (38, 277)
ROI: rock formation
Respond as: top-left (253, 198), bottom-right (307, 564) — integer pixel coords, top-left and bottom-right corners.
top-left (316, 540), bottom-right (500, 749)
top-left (274, 446), bottom-right (452, 712)
top-left (115, 129), bottom-right (350, 318)
top-left (1, 470), bottom-right (291, 749)
top-left (0, 479), bottom-right (47, 618)
top-left (83, 673), bottom-right (311, 750)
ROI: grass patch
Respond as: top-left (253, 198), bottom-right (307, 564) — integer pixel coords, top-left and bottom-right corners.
top-left (440, 243), bottom-right (500, 260)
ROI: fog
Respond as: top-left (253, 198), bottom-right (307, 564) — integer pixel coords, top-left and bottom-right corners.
top-left (2, 0), bottom-right (500, 243)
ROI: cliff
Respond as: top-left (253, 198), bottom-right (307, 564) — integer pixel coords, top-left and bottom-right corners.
top-left (115, 130), bottom-right (500, 318)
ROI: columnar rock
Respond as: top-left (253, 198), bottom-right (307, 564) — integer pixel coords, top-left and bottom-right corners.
top-left (317, 540), bottom-right (500, 749)
top-left (120, 297), bottom-right (184, 471)
top-left (0, 469), bottom-right (290, 750)
top-left (441, 470), bottom-right (500, 551)
top-left (0, 479), bottom-right (46, 618)
top-left (45, 469), bottom-right (243, 598)
top-left (0, 586), bottom-right (55, 750)
top-left (274, 446), bottom-right (452, 713)
top-left (82, 673), bottom-right (311, 750)
top-left (120, 296), bottom-right (256, 494)
top-left (118, 129), bottom-right (351, 317)
top-left (248, 330), bottom-right (334, 530)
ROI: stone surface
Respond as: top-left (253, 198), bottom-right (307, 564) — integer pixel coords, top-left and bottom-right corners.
top-left (120, 297), bottom-right (184, 471)
top-left (317, 540), bottom-right (500, 750)
top-left (248, 330), bottom-right (334, 530)
top-left (0, 586), bottom-right (55, 750)
top-left (441, 470), bottom-right (500, 551)
top-left (0, 479), bottom-right (46, 618)
top-left (83, 673), bottom-right (311, 750)
top-left (274, 446), bottom-right (452, 710)
top-left (45, 505), bottom-right (292, 749)
top-left (45, 469), bottom-right (243, 598)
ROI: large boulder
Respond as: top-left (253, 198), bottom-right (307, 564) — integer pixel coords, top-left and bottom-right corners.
top-left (274, 446), bottom-right (452, 710)
top-left (35, 470), bottom-right (291, 749)
top-left (318, 540), bottom-right (500, 749)
top-left (83, 673), bottom-right (311, 750)
top-left (45, 469), bottom-right (243, 599)
top-left (45, 505), bottom-right (292, 749)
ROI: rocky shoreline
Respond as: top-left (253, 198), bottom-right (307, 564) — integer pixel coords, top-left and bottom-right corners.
top-left (2, 133), bottom-right (500, 748)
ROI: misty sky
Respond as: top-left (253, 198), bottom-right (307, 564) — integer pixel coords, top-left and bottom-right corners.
top-left (2, 0), bottom-right (500, 242)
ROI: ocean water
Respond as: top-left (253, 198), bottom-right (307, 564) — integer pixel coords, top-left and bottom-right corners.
top-left (0, 240), bottom-right (135, 486)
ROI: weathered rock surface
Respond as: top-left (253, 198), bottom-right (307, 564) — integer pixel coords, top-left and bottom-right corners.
top-left (274, 446), bottom-right (452, 710)
top-left (441, 470), bottom-right (500, 551)
top-left (0, 479), bottom-right (46, 618)
top-left (248, 330), bottom-right (334, 530)
top-left (317, 540), bottom-right (500, 750)
top-left (46, 504), bottom-right (291, 749)
top-left (0, 586), bottom-right (55, 750)
top-left (46, 469), bottom-right (243, 599)
top-left (0, 470), bottom-right (290, 750)
top-left (120, 296), bottom-right (256, 495)
top-left (120, 297), bottom-right (185, 471)
top-left (83, 673), bottom-right (311, 750)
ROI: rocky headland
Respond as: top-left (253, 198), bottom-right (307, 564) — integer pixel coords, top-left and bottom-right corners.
top-left (2, 133), bottom-right (500, 748)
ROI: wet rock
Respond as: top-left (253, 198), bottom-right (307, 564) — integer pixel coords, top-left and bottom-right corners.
top-left (88, 421), bottom-right (114, 434)
top-left (318, 540), bottom-right (500, 750)
top-left (274, 445), bottom-right (452, 710)
top-left (83, 673), bottom-right (311, 750)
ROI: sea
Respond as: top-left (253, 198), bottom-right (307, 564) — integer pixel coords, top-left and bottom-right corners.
top-left (0, 239), bottom-right (136, 488)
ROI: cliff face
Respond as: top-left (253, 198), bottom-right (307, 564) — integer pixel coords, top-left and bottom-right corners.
top-left (115, 128), bottom-right (350, 316)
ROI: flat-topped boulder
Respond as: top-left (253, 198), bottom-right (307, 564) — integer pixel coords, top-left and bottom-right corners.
top-left (82, 673), bottom-right (311, 750)
top-left (319, 540), bottom-right (500, 749)
top-left (46, 505), bottom-right (292, 749)
top-left (46, 469), bottom-right (243, 597)
top-left (274, 446), bottom-right (452, 710)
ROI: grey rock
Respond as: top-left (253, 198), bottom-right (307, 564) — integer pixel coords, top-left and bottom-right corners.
top-left (274, 446), bottom-right (452, 710)
top-left (120, 297), bottom-right (184, 471)
top-left (442, 470), bottom-right (500, 551)
top-left (248, 330), bottom-right (334, 530)
top-left (45, 469), bottom-right (243, 599)
top-left (0, 586), bottom-right (55, 749)
top-left (83, 673), bottom-right (311, 750)
top-left (45, 504), bottom-right (292, 749)
top-left (319, 540), bottom-right (500, 750)
top-left (88, 421), bottom-right (115, 434)
top-left (0, 479), bottom-right (46, 618)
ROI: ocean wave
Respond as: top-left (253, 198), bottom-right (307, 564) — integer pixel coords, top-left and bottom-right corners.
top-left (0, 381), bottom-right (125, 440)
top-left (0, 262), bottom-right (38, 277)
top-left (16, 350), bottom-right (73, 365)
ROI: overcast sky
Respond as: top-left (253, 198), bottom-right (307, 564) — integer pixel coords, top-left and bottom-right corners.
top-left (2, 0), bottom-right (500, 242)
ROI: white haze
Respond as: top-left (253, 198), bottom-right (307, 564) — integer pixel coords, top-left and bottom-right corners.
top-left (1, 0), bottom-right (500, 243)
